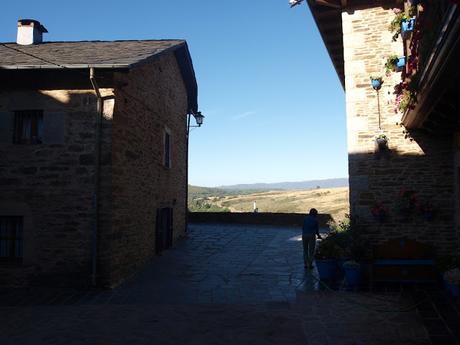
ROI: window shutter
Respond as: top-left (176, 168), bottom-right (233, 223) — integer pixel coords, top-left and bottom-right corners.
top-left (43, 112), bottom-right (65, 144)
top-left (0, 112), bottom-right (14, 144)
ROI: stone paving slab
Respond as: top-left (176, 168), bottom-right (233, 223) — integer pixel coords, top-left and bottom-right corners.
top-left (0, 304), bottom-right (306, 345)
top-left (1, 223), bottom-right (455, 344)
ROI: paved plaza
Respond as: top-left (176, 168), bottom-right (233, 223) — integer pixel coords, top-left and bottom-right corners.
top-left (1, 223), bottom-right (459, 344)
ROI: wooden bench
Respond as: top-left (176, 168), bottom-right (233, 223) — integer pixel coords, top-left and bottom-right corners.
top-left (371, 238), bottom-right (437, 284)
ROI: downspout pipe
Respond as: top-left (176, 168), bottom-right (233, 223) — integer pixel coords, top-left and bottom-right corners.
top-left (185, 112), bottom-right (192, 233)
top-left (90, 67), bottom-right (102, 286)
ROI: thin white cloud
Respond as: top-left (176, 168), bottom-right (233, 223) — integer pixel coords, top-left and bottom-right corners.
top-left (232, 111), bottom-right (257, 120)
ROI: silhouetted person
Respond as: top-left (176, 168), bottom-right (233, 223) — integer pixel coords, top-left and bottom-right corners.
top-left (302, 208), bottom-right (322, 269)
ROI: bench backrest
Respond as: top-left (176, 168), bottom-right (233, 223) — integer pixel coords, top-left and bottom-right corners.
top-left (373, 238), bottom-right (433, 260)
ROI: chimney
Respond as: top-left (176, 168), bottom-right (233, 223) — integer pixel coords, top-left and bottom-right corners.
top-left (17, 19), bottom-right (48, 45)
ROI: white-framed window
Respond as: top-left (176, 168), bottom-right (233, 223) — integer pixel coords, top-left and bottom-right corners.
top-left (164, 127), bottom-right (171, 168)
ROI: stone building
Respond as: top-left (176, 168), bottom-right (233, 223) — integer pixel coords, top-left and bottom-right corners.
top-left (0, 20), bottom-right (198, 287)
top-left (306, 0), bottom-right (460, 256)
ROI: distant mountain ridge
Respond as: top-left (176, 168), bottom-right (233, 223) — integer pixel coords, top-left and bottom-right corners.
top-left (216, 178), bottom-right (348, 191)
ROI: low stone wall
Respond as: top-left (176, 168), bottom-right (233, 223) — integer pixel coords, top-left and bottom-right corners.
top-left (188, 212), bottom-right (332, 228)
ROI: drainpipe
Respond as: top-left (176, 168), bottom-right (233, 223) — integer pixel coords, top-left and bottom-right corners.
top-left (185, 113), bottom-right (192, 232)
top-left (89, 67), bottom-right (102, 286)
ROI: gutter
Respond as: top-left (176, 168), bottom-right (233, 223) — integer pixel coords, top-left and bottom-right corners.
top-left (0, 64), bottom-right (130, 70)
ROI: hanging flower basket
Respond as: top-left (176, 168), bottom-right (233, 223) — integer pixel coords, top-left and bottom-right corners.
top-left (370, 76), bottom-right (383, 90)
top-left (385, 55), bottom-right (405, 74)
top-left (401, 17), bottom-right (416, 39)
top-left (375, 134), bottom-right (389, 149)
top-left (396, 57), bottom-right (406, 71)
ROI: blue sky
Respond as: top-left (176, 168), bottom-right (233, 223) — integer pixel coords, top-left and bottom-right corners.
top-left (1, 0), bottom-right (348, 187)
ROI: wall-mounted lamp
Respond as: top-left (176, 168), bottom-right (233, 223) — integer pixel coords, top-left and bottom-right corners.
top-left (193, 112), bottom-right (204, 127)
top-left (187, 111), bottom-right (204, 135)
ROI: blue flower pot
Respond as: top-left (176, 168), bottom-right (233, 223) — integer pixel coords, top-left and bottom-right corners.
top-left (396, 57), bottom-right (406, 71)
top-left (344, 265), bottom-right (362, 286)
top-left (401, 18), bottom-right (416, 38)
top-left (371, 79), bottom-right (382, 90)
top-left (316, 259), bottom-right (337, 281)
top-left (401, 18), bottom-right (416, 33)
top-left (448, 282), bottom-right (460, 297)
top-left (336, 258), bottom-right (349, 279)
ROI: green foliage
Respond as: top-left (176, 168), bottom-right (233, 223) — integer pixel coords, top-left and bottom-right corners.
top-left (370, 75), bottom-right (383, 82)
top-left (188, 185), bottom-right (261, 201)
top-left (375, 133), bottom-right (389, 141)
top-left (188, 198), bottom-right (231, 213)
top-left (315, 236), bottom-right (344, 259)
top-left (385, 55), bottom-right (399, 74)
top-left (389, 10), bottom-right (415, 41)
top-left (398, 90), bottom-right (416, 113)
top-left (322, 215), bottom-right (368, 261)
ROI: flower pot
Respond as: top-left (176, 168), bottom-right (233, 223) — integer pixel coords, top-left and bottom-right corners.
top-left (376, 137), bottom-right (388, 149)
top-left (396, 57), bottom-right (406, 71)
top-left (344, 265), bottom-right (362, 287)
top-left (446, 282), bottom-right (460, 297)
top-left (371, 79), bottom-right (382, 90)
top-left (336, 258), bottom-right (349, 280)
top-left (316, 259), bottom-right (337, 281)
top-left (401, 18), bottom-right (416, 38)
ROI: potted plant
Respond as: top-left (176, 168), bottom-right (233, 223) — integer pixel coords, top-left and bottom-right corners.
top-left (375, 134), bottom-right (389, 149)
top-left (389, 8), bottom-right (416, 41)
top-left (370, 76), bottom-right (383, 90)
top-left (315, 235), bottom-right (342, 281)
top-left (328, 217), bottom-right (352, 279)
top-left (401, 17), bottom-right (416, 39)
top-left (385, 55), bottom-right (405, 74)
top-left (444, 268), bottom-right (460, 297)
top-left (343, 260), bottom-right (362, 287)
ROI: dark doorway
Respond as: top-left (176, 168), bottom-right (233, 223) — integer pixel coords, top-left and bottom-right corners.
top-left (155, 207), bottom-right (173, 254)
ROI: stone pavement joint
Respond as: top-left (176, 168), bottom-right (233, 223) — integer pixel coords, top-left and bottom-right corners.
top-left (1, 223), bottom-right (451, 344)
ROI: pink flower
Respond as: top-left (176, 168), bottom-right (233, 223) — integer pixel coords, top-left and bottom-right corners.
top-left (393, 8), bottom-right (402, 14)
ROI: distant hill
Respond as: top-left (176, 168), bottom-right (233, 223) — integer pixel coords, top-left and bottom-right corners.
top-left (216, 178), bottom-right (348, 191)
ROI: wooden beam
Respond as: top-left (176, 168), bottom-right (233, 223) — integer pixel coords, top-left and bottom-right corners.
top-left (315, 0), bottom-right (341, 8)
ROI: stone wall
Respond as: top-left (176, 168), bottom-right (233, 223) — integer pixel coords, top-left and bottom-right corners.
top-left (188, 212), bottom-right (333, 229)
top-left (0, 89), bottom-right (112, 286)
top-left (102, 53), bottom-right (189, 287)
top-left (342, 4), bottom-right (457, 255)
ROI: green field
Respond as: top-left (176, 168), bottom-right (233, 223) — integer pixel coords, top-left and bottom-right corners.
top-left (188, 185), bottom-right (349, 222)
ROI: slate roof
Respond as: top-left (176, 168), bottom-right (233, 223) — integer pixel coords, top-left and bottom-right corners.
top-left (0, 39), bottom-right (198, 112)
top-left (0, 40), bottom-right (186, 69)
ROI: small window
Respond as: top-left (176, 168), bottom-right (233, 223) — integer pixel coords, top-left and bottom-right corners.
top-left (164, 129), bottom-right (171, 168)
top-left (0, 216), bottom-right (23, 264)
top-left (14, 110), bottom-right (43, 144)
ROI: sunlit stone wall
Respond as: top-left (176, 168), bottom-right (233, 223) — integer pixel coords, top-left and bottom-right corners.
top-left (342, 4), bottom-right (457, 255)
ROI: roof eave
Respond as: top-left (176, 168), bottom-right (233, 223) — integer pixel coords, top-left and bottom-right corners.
top-left (0, 64), bottom-right (131, 70)
top-left (307, 0), bottom-right (345, 89)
